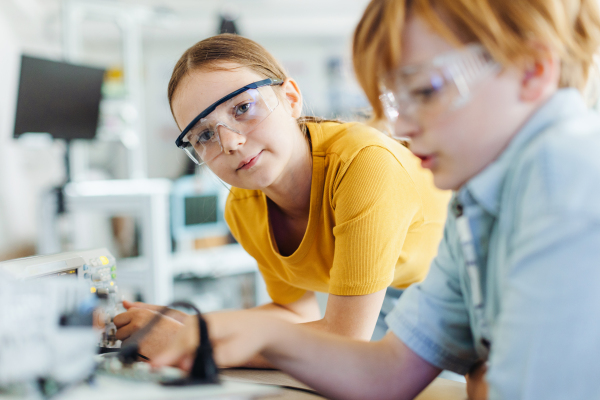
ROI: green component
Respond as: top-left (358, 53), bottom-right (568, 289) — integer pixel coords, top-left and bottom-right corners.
top-left (111, 273), bottom-right (117, 279)
top-left (111, 266), bottom-right (116, 272)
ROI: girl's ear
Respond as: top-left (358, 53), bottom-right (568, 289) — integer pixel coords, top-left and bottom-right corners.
top-left (280, 78), bottom-right (303, 118)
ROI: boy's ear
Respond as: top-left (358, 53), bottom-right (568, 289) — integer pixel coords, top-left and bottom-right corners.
top-left (281, 78), bottom-right (303, 119)
top-left (519, 46), bottom-right (560, 102)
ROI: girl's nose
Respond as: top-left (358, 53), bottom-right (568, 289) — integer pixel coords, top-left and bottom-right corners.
top-left (218, 124), bottom-right (246, 154)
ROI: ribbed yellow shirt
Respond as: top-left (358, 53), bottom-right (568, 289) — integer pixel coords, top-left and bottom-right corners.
top-left (225, 122), bottom-right (450, 304)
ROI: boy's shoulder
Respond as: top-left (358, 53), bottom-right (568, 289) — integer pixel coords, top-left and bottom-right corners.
top-left (512, 110), bottom-right (600, 218)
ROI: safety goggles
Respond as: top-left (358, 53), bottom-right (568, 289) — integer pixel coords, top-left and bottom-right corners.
top-left (175, 78), bottom-right (284, 165)
top-left (379, 44), bottom-right (500, 125)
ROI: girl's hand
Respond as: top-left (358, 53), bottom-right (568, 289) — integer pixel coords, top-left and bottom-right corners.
top-left (122, 300), bottom-right (190, 323)
top-left (113, 304), bottom-right (185, 361)
top-left (152, 311), bottom-right (284, 370)
top-left (150, 313), bottom-right (200, 371)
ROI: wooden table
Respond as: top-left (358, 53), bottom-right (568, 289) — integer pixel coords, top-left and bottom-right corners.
top-left (221, 369), bottom-right (467, 400)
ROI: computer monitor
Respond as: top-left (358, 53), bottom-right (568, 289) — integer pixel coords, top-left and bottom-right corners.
top-left (171, 171), bottom-right (231, 252)
top-left (13, 55), bottom-right (105, 140)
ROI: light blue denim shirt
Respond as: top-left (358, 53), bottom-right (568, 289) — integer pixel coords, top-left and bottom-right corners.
top-left (386, 88), bottom-right (600, 399)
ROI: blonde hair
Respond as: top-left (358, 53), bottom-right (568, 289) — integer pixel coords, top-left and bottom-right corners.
top-left (168, 33), bottom-right (336, 141)
top-left (353, 0), bottom-right (600, 119)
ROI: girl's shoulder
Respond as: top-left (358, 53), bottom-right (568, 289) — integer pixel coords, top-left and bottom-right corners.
top-left (226, 187), bottom-right (262, 205)
top-left (224, 188), bottom-right (265, 228)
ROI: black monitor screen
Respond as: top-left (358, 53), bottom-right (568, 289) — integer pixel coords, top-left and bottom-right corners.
top-left (13, 55), bottom-right (105, 140)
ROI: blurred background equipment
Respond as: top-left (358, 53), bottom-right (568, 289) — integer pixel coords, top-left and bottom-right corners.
top-left (61, 0), bottom-right (151, 181)
top-left (0, 250), bottom-right (280, 399)
top-left (38, 179), bottom-right (173, 304)
top-left (0, 248), bottom-right (122, 352)
top-left (0, 271), bottom-right (98, 398)
top-left (218, 12), bottom-right (239, 35)
top-left (13, 54), bottom-right (107, 221)
top-left (170, 168), bottom-right (230, 253)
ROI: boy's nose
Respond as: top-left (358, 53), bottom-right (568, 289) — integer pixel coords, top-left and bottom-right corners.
top-left (393, 116), bottom-right (420, 141)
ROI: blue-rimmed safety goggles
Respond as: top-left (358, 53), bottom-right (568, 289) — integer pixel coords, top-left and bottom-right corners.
top-left (175, 78), bottom-right (283, 164)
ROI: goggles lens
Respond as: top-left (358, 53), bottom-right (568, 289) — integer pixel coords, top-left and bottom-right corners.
top-left (181, 85), bottom-right (279, 165)
top-left (379, 44), bottom-right (500, 127)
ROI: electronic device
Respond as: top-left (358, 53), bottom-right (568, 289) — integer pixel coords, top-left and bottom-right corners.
top-left (0, 250), bottom-right (280, 399)
top-left (0, 248), bottom-right (121, 350)
top-left (13, 55), bottom-right (105, 140)
top-left (171, 171), bottom-right (231, 252)
top-left (0, 271), bottom-right (98, 396)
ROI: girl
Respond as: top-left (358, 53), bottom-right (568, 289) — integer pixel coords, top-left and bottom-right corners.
top-left (154, 0), bottom-right (600, 398)
top-left (114, 34), bottom-right (449, 363)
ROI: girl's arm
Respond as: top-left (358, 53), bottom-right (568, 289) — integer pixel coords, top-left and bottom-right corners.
top-left (114, 289), bottom-right (384, 365)
top-left (113, 290), bottom-right (322, 361)
top-left (302, 289), bottom-right (386, 340)
top-left (234, 289), bottom-right (386, 368)
top-left (153, 312), bottom-right (441, 400)
top-left (250, 290), bottom-right (322, 322)
top-left (251, 288), bottom-right (387, 340)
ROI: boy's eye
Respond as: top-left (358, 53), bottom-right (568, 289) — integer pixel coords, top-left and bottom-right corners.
top-left (411, 86), bottom-right (441, 103)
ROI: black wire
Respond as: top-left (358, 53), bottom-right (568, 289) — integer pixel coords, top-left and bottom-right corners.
top-left (117, 300), bottom-right (219, 385)
top-left (166, 301), bottom-right (219, 385)
top-left (169, 302), bottom-right (210, 350)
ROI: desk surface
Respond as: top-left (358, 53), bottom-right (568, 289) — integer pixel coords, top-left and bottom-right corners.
top-left (10, 367), bottom-right (464, 400)
top-left (221, 368), bottom-right (467, 400)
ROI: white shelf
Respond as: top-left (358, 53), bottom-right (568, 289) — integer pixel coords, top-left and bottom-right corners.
top-left (170, 243), bottom-right (258, 279)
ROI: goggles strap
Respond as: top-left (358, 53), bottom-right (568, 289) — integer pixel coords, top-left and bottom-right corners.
top-left (183, 146), bottom-right (203, 165)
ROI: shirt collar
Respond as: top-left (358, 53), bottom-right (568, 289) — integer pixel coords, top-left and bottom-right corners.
top-left (458, 88), bottom-right (588, 216)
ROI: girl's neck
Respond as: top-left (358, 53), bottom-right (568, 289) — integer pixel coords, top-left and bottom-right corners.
top-left (262, 128), bottom-right (312, 220)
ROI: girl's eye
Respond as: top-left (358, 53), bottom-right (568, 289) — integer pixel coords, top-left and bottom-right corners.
top-left (198, 130), bottom-right (214, 143)
top-left (188, 130), bottom-right (213, 146)
top-left (235, 102), bottom-right (254, 117)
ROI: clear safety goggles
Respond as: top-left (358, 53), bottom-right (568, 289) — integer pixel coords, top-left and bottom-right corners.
top-left (379, 44), bottom-right (500, 125)
top-left (175, 78), bottom-right (283, 165)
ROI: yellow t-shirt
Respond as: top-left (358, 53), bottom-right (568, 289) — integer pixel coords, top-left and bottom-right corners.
top-left (225, 122), bottom-right (450, 304)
